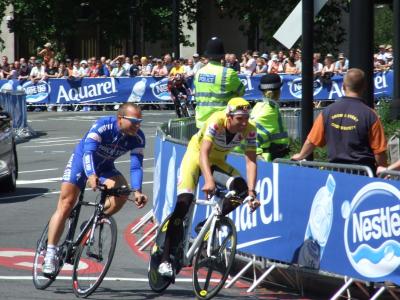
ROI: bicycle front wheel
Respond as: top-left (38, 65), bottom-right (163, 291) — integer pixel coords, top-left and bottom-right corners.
top-left (192, 216), bottom-right (237, 300)
top-left (32, 222), bottom-right (56, 290)
top-left (72, 216), bottom-right (117, 298)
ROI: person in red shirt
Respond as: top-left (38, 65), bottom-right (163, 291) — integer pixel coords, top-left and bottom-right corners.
top-left (292, 68), bottom-right (387, 175)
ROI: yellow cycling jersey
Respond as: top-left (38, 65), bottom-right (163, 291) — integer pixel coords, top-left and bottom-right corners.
top-left (188, 111), bottom-right (257, 161)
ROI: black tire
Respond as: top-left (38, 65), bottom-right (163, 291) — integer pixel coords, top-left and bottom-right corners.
top-left (72, 216), bottom-right (117, 298)
top-left (0, 147), bottom-right (17, 193)
top-left (148, 216), bottom-right (173, 293)
top-left (32, 223), bottom-right (56, 290)
top-left (192, 216), bottom-right (237, 300)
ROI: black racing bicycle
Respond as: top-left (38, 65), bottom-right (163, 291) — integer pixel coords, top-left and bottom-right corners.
top-left (32, 184), bottom-right (133, 298)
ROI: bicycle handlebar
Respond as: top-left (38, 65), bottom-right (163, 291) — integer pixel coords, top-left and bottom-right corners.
top-left (97, 184), bottom-right (136, 197)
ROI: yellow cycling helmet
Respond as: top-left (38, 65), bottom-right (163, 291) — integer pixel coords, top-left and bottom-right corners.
top-left (226, 97), bottom-right (251, 115)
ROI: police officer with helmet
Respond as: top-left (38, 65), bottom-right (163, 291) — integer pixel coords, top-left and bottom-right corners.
top-left (251, 73), bottom-right (289, 161)
top-left (194, 37), bottom-right (245, 128)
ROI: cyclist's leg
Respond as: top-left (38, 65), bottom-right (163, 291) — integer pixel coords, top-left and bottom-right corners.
top-left (212, 162), bottom-right (248, 215)
top-left (159, 151), bottom-right (200, 275)
top-left (100, 173), bottom-right (129, 215)
top-left (45, 153), bottom-right (85, 275)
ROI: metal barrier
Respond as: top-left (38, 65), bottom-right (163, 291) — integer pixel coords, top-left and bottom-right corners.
top-left (0, 90), bottom-right (35, 139)
top-left (273, 159), bottom-right (374, 177)
top-left (166, 116), bottom-right (197, 144)
top-left (274, 159), bottom-right (400, 300)
top-left (280, 107), bottom-right (324, 140)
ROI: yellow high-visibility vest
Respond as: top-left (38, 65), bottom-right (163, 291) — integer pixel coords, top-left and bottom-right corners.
top-left (194, 61), bottom-right (244, 128)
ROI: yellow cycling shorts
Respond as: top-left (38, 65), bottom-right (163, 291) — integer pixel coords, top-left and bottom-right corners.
top-left (177, 148), bottom-right (240, 195)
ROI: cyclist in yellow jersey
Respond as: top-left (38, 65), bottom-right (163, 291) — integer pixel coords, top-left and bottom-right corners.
top-left (158, 97), bottom-right (260, 277)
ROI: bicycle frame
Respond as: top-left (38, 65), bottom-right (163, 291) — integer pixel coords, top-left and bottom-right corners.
top-left (181, 190), bottom-right (236, 266)
top-left (60, 187), bottom-right (111, 264)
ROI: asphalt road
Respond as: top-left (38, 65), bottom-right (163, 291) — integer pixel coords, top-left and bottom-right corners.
top-left (0, 109), bottom-right (310, 300)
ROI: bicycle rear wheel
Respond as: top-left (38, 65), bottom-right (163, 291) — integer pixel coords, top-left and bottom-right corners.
top-left (192, 216), bottom-right (237, 300)
top-left (32, 222), bottom-right (56, 289)
top-left (72, 216), bottom-right (117, 298)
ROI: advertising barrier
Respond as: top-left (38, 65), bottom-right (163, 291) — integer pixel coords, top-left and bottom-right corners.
top-left (152, 131), bottom-right (400, 286)
top-left (0, 70), bottom-right (394, 104)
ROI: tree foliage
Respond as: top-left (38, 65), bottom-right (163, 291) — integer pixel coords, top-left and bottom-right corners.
top-left (215, 0), bottom-right (349, 54)
top-left (0, 0), bottom-right (197, 55)
top-left (374, 4), bottom-right (393, 49)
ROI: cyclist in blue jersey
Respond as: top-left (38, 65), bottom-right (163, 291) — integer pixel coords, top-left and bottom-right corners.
top-left (42, 103), bottom-right (148, 276)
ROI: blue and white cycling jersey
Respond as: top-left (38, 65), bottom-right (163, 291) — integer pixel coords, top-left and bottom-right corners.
top-left (63, 116), bottom-right (145, 190)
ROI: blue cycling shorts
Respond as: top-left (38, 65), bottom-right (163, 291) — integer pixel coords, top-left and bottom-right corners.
top-left (62, 153), bottom-right (122, 189)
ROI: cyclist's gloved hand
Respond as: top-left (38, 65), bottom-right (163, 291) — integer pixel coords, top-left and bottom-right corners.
top-left (247, 190), bottom-right (260, 212)
top-left (202, 179), bottom-right (216, 200)
top-left (134, 191), bottom-right (148, 209)
top-left (87, 174), bottom-right (99, 191)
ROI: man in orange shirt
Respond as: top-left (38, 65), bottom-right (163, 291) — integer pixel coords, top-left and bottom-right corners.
top-left (292, 68), bottom-right (387, 175)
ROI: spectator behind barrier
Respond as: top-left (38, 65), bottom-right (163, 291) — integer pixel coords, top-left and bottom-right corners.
top-left (292, 68), bottom-right (388, 175)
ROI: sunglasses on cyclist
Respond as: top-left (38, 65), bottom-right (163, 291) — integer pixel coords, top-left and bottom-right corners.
top-left (121, 115), bottom-right (143, 125)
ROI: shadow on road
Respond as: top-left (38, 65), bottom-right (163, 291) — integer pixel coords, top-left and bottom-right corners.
top-left (0, 187), bottom-right (49, 203)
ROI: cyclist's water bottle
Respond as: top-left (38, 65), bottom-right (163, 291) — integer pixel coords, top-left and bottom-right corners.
top-left (128, 78), bottom-right (147, 102)
top-left (304, 174), bottom-right (336, 258)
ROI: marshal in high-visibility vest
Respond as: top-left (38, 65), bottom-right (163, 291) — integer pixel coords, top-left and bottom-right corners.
top-left (235, 73), bottom-right (289, 161)
top-left (252, 73), bottom-right (289, 161)
top-left (194, 37), bottom-right (244, 129)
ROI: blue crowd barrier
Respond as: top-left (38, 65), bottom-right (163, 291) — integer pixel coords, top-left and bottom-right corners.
top-left (152, 131), bottom-right (400, 287)
top-left (0, 91), bottom-right (35, 139)
top-left (0, 70), bottom-right (394, 105)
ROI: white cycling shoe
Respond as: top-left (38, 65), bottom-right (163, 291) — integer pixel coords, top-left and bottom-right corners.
top-left (42, 254), bottom-right (59, 276)
top-left (158, 261), bottom-right (174, 277)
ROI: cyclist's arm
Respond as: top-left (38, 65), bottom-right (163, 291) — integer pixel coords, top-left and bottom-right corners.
top-left (244, 150), bottom-right (257, 196)
top-left (82, 133), bottom-right (101, 189)
top-left (200, 139), bottom-right (215, 194)
top-left (130, 152), bottom-right (143, 191)
top-left (130, 131), bottom-right (146, 191)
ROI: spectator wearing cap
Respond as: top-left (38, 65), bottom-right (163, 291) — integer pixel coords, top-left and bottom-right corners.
top-left (192, 53), bottom-right (204, 74)
top-left (129, 55), bottom-right (140, 77)
top-left (168, 59), bottom-right (185, 78)
top-left (29, 59), bottom-right (46, 83)
top-left (249, 74), bottom-right (289, 161)
top-left (334, 53), bottom-right (349, 74)
top-left (78, 60), bottom-right (90, 77)
top-left (194, 37), bottom-right (244, 128)
top-left (267, 54), bottom-right (283, 74)
top-left (38, 42), bottom-right (55, 64)
top-left (151, 59), bottom-right (168, 77)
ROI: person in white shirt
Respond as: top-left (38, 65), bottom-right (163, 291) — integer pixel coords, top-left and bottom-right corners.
top-left (30, 60), bottom-right (46, 83)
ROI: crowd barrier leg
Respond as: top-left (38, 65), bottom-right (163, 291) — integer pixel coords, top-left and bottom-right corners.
top-left (130, 210), bottom-right (154, 234)
top-left (247, 264), bottom-right (276, 292)
top-left (330, 277), bottom-right (354, 300)
top-left (135, 223), bottom-right (158, 246)
top-left (225, 255), bottom-right (256, 288)
top-left (370, 282), bottom-right (400, 300)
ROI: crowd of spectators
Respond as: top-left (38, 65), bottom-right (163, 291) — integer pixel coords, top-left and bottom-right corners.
top-left (0, 42), bottom-right (395, 83)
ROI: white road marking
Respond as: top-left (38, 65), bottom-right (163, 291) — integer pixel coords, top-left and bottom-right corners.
top-left (33, 139), bottom-right (81, 144)
top-left (17, 177), bottom-right (62, 185)
top-left (19, 168), bottom-right (58, 174)
top-left (33, 137), bottom-right (73, 141)
top-left (0, 275), bottom-right (197, 282)
top-left (21, 142), bottom-right (78, 148)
